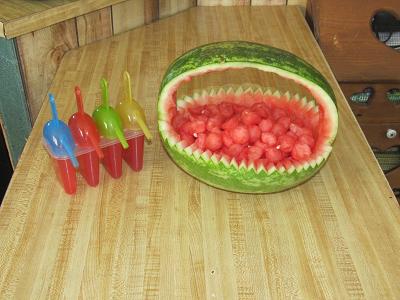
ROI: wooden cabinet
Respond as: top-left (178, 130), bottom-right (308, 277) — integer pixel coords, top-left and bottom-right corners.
top-left (308, 0), bottom-right (400, 191)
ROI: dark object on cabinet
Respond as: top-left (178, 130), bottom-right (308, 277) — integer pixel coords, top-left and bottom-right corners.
top-left (0, 126), bottom-right (13, 203)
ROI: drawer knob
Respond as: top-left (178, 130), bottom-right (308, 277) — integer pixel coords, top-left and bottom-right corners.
top-left (386, 129), bottom-right (397, 139)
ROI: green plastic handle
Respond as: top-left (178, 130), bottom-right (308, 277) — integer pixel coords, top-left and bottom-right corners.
top-left (115, 127), bottom-right (129, 149)
top-left (101, 78), bottom-right (110, 108)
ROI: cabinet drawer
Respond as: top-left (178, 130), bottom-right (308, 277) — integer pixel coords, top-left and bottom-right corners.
top-left (360, 123), bottom-right (400, 150)
top-left (340, 83), bottom-right (400, 124)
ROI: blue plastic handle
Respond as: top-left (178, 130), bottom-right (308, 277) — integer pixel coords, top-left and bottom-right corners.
top-left (43, 94), bottom-right (79, 168)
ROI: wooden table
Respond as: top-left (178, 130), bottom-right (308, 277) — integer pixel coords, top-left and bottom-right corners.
top-left (1, 6), bottom-right (399, 299)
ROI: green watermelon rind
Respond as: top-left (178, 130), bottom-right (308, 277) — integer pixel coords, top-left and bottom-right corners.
top-left (157, 41), bottom-right (338, 193)
top-left (164, 139), bottom-right (328, 193)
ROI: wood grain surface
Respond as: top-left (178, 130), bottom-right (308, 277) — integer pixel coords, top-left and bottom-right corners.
top-left (76, 7), bottom-right (113, 47)
top-left (16, 19), bottom-right (79, 122)
top-left (197, 0), bottom-right (250, 5)
top-left (197, 0), bottom-right (307, 7)
top-left (144, 0), bottom-right (160, 24)
top-left (1, 6), bottom-right (399, 299)
top-left (252, 0), bottom-right (286, 6)
top-left (0, 0), bottom-right (127, 38)
top-left (0, 0), bottom-right (72, 22)
top-left (159, 0), bottom-right (196, 18)
top-left (112, 0), bottom-right (146, 34)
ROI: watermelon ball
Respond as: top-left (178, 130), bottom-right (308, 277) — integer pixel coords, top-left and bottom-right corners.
top-left (190, 114), bottom-right (208, 123)
top-left (181, 132), bottom-right (195, 145)
top-left (195, 133), bottom-right (206, 150)
top-left (271, 123), bottom-right (287, 136)
top-left (290, 120), bottom-right (314, 136)
top-left (248, 125), bottom-right (261, 144)
top-left (205, 133), bottom-right (223, 151)
top-left (233, 104), bottom-right (246, 113)
top-left (182, 120), bottom-right (206, 135)
top-left (255, 158), bottom-right (270, 169)
top-left (222, 115), bottom-right (240, 130)
top-left (291, 117), bottom-right (304, 127)
top-left (230, 125), bottom-right (250, 145)
top-left (206, 116), bottom-right (223, 132)
top-left (248, 146), bottom-right (264, 161)
top-left (265, 148), bottom-right (283, 163)
top-left (254, 140), bottom-right (268, 150)
top-left (259, 119), bottom-right (273, 132)
top-left (277, 134), bottom-right (296, 153)
top-left (218, 102), bottom-right (234, 119)
top-left (298, 134), bottom-right (315, 148)
top-left (251, 103), bottom-right (270, 118)
top-left (286, 131), bottom-right (297, 139)
top-left (188, 105), bottom-right (205, 115)
top-left (204, 104), bottom-right (219, 116)
top-left (261, 132), bottom-right (277, 147)
top-left (277, 116), bottom-right (291, 129)
top-left (172, 113), bottom-right (188, 131)
top-left (222, 131), bottom-right (234, 147)
top-left (168, 106), bottom-right (177, 118)
top-left (236, 148), bottom-right (249, 163)
top-left (225, 144), bottom-right (244, 157)
top-left (209, 127), bottom-right (222, 135)
top-left (241, 109), bottom-right (262, 125)
top-left (291, 143), bottom-right (312, 161)
top-left (272, 108), bottom-right (287, 120)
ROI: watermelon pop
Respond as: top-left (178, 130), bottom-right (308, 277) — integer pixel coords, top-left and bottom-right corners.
top-left (43, 93), bottom-right (78, 194)
top-left (69, 87), bottom-right (103, 186)
top-left (93, 79), bottom-right (128, 178)
top-left (116, 71), bottom-right (152, 171)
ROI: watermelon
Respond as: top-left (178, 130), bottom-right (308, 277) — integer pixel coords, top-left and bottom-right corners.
top-left (158, 41), bottom-right (338, 193)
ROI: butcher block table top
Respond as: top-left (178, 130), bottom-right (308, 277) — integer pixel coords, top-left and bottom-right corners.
top-left (1, 6), bottom-right (400, 299)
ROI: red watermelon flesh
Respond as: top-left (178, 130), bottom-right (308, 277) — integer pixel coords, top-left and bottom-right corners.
top-left (168, 91), bottom-right (323, 170)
